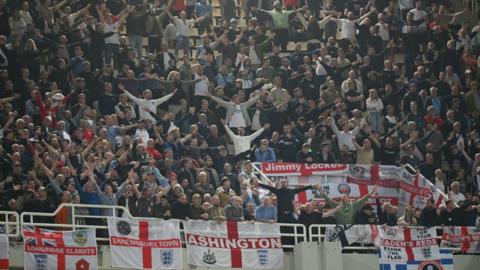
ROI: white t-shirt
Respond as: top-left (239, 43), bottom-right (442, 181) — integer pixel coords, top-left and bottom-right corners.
top-left (135, 128), bottom-right (150, 146)
top-left (229, 105), bottom-right (246, 128)
top-left (377, 22), bottom-right (389, 41)
top-left (340, 19), bottom-right (356, 40)
top-left (194, 73), bottom-right (209, 96)
top-left (398, 0), bottom-right (414, 10)
top-left (409, 8), bottom-right (427, 21)
top-left (449, 191), bottom-right (466, 204)
top-left (174, 18), bottom-right (195, 37)
top-left (104, 22), bottom-right (120, 45)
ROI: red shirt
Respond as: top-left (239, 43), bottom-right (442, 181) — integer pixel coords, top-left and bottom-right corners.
top-left (172, 0), bottom-right (185, 11)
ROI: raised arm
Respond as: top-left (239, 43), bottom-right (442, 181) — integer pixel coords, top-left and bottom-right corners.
top-left (223, 122), bottom-right (236, 139)
top-left (248, 126), bottom-right (266, 142)
top-left (209, 94), bottom-right (231, 108)
top-left (243, 93), bottom-right (261, 108)
top-left (328, 117), bottom-right (340, 136)
top-left (153, 89), bottom-right (177, 106)
top-left (118, 84), bottom-right (143, 105)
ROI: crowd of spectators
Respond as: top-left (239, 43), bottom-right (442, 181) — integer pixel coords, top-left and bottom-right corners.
top-left (0, 0), bottom-right (479, 232)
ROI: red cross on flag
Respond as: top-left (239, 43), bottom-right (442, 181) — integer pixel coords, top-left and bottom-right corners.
top-left (0, 233), bottom-right (8, 270)
top-left (377, 226), bottom-right (440, 263)
top-left (441, 226), bottom-right (480, 253)
top-left (185, 220), bottom-right (284, 269)
top-left (22, 226), bottom-right (98, 270)
top-left (107, 218), bottom-right (182, 269)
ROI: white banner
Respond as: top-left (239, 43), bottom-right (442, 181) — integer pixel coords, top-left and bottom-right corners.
top-left (184, 220), bottom-right (284, 269)
top-left (261, 163), bottom-right (447, 207)
top-left (441, 226), bottom-right (480, 253)
top-left (379, 249), bottom-right (453, 270)
top-left (377, 227), bottom-right (440, 263)
top-left (22, 226), bottom-right (98, 270)
top-left (398, 173), bottom-right (445, 208)
top-left (107, 217), bottom-right (182, 269)
top-left (261, 163), bottom-right (400, 205)
top-left (0, 233), bottom-right (8, 270)
top-left (324, 224), bottom-right (379, 245)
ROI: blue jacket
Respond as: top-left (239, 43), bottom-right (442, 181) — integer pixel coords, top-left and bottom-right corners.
top-left (255, 147), bottom-right (277, 162)
top-left (74, 176), bottom-right (101, 216)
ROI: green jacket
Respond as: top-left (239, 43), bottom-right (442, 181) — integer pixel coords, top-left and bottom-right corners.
top-left (322, 193), bottom-right (371, 224)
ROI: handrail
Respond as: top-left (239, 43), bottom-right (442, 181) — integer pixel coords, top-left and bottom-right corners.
top-left (19, 203), bottom-right (307, 248)
top-left (252, 162), bottom-right (274, 185)
top-left (0, 211), bottom-right (20, 238)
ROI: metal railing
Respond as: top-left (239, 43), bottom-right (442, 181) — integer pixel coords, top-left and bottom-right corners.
top-left (19, 203), bottom-right (307, 248)
top-left (308, 224), bottom-right (467, 252)
top-left (0, 211), bottom-right (20, 237)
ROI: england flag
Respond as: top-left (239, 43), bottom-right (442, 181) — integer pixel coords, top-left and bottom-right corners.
top-left (184, 220), bottom-right (284, 269)
top-left (0, 232), bottom-right (8, 270)
top-left (107, 217), bottom-right (182, 269)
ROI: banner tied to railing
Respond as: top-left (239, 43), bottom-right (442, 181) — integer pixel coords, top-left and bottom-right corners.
top-left (184, 220), bottom-right (284, 269)
top-left (260, 163), bottom-right (446, 208)
top-left (107, 218), bottom-right (183, 269)
top-left (0, 233), bottom-right (8, 270)
top-left (376, 226), bottom-right (455, 270)
top-left (22, 226), bottom-right (98, 270)
top-left (441, 226), bottom-right (480, 253)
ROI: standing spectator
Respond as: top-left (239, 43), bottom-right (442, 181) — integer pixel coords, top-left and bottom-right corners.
top-left (419, 198), bottom-right (438, 227)
top-left (259, 179), bottom-right (319, 223)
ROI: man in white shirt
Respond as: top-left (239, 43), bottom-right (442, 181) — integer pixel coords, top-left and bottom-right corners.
top-left (341, 70), bottom-right (363, 96)
top-left (328, 117), bottom-right (363, 152)
top-left (118, 84), bottom-right (177, 122)
top-left (134, 121), bottom-right (150, 146)
top-left (168, 10), bottom-right (206, 56)
top-left (448, 181), bottom-right (466, 204)
top-left (193, 64), bottom-right (209, 98)
top-left (223, 120), bottom-right (269, 156)
top-left (328, 9), bottom-right (376, 49)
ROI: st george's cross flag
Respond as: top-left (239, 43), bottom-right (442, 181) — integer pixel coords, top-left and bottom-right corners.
top-left (441, 226), bottom-right (480, 253)
top-left (184, 220), bottom-right (284, 269)
top-left (22, 226), bottom-right (98, 270)
top-left (107, 217), bottom-right (182, 269)
top-left (0, 232), bottom-right (8, 270)
top-left (377, 226), bottom-right (440, 263)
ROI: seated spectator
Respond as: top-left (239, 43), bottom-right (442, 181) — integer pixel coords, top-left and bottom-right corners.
top-left (189, 193), bottom-right (209, 220)
top-left (354, 204), bottom-right (377, 224)
top-left (207, 195), bottom-right (226, 221)
top-left (448, 181), bottom-right (466, 204)
top-left (255, 139), bottom-right (277, 162)
top-left (376, 199), bottom-right (398, 226)
top-left (255, 196), bottom-right (277, 223)
top-left (225, 196), bottom-right (245, 221)
top-left (397, 206), bottom-right (418, 226)
top-left (171, 194), bottom-right (191, 220)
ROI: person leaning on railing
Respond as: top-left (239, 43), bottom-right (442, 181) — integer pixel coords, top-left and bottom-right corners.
top-left (319, 185), bottom-right (378, 225)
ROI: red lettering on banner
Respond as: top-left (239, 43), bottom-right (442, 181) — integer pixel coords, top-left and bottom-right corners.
top-left (25, 245), bottom-right (97, 256)
top-left (398, 174), bottom-right (432, 206)
top-left (227, 221), bottom-right (242, 268)
top-left (110, 237), bottom-right (181, 248)
top-left (403, 229), bottom-right (415, 261)
top-left (261, 162), bottom-right (347, 175)
top-left (186, 234), bottom-right (282, 249)
top-left (139, 221), bottom-right (152, 269)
